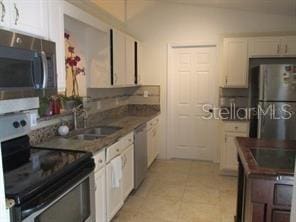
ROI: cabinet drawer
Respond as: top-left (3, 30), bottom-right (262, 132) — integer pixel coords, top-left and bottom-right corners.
top-left (106, 132), bottom-right (134, 162)
top-left (119, 132), bottom-right (134, 151)
top-left (106, 142), bottom-right (122, 162)
top-left (94, 149), bottom-right (106, 172)
top-left (147, 116), bottom-right (160, 129)
top-left (224, 122), bottom-right (249, 133)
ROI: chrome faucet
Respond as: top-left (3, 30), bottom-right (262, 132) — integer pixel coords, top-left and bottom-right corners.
top-left (73, 104), bottom-right (88, 130)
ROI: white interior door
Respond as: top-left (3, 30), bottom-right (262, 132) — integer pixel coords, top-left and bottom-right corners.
top-left (168, 45), bottom-right (217, 161)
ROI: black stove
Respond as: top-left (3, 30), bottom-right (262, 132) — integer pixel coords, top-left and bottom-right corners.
top-left (2, 135), bottom-right (95, 221)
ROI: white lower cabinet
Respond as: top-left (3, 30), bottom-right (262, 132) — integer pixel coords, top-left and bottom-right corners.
top-left (122, 144), bottom-right (134, 200)
top-left (106, 132), bottom-right (134, 222)
top-left (220, 121), bottom-right (249, 174)
top-left (106, 162), bottom-right (123, 222)
top-left (95, 167), bottom-right (106, 222)
top-left (147, 116), bottom-right (160, 168)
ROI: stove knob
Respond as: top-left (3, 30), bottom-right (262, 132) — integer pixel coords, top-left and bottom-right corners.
top-left (20, 120), bottom-right (27, 127)
top-left (13, 121), bottom-right (20, 128)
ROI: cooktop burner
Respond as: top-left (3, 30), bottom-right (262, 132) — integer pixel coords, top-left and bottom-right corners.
top-left (251, 148), bottom-right (296, 170)
top-left (2, 136), bottom-right (93, 205)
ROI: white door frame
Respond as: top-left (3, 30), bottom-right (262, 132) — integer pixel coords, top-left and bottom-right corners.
top-left (166, 42), bottom-right (220, 161)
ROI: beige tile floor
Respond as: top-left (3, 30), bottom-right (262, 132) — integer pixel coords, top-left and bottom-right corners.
top-left (112, 159), bottom-right (237, 222)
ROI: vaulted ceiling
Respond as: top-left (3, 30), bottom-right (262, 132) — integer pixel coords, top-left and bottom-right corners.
top-left (157, 0), bottom-right (296, 16)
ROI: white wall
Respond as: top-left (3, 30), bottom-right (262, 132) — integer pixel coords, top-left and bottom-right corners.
top-left (125, 1), bottom-right (296, 160)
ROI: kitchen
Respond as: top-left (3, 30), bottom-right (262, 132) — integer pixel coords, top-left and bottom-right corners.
top-left (0, 0), bottom-right (296, 222)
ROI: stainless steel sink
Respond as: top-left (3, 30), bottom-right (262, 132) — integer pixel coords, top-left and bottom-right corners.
top-left (69, 126), bottom-right (122, 141)
top-left (83, 126), bottom-right (122, 136)
top-left (71, 134), bottom-right (105, 141)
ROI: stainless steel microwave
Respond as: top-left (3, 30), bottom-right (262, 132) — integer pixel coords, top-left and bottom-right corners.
top-left (0, 29), bottom-right (57, 100)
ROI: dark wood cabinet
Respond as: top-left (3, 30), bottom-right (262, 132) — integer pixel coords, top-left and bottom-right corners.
top-left (236, 159), bottom-right (294, 222)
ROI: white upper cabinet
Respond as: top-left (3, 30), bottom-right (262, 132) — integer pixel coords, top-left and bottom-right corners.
top-left (112, 29), bottom-right (126, 86)
top-left (223, 38), bottom-right (249, 88)
top-left (249, 36), bottom-right (296, 57)
top-left (87, 27), bottom-right (111, 88)
top-left (9, 0), bottom-right (48, 38)
top-left (282, 36), bottom-right (296, 56)
top-left (249, 37), bottom-right (282, 57)
top-left (111, 28), bottom-right (138, 87)
top-left (0, 0), bottom-right (48, 38)
top-left (125, 35), bottom-right (136, 86)
top-left (0, 0), bottom-right (10, 27)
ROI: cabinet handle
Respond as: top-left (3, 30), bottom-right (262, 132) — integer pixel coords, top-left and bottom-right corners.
top-left (14, 3), bottom-right (19, 25)
top-left (225, 76), bottom-right (228, 85)
top-left (234, 126), bottom-right (238, 130)
top-left (0, 1), bottom-right (5, 22)
top-left (116, 148), bottom-right (120, 152)
top-left (285, 44), bottom-right (288, 54)
top-left (224, 135), bottom-right (227, 143)
top-left (277, 44), bottom-right (280, 54)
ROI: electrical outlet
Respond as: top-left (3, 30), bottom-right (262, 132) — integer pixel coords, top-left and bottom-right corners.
top-left (144, 90), bottom-right (149, 98)
top-left (30, 113), bottom-right (38, 127)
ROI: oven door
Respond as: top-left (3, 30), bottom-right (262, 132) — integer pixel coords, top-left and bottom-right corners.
top-left (21, 173), bottom-right (95, 222)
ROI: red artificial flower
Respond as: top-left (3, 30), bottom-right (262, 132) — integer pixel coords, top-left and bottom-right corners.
top-left (68, 46), bottom-right (74, 53)
top-left (64, 33), bottom-right (70, 39)
top-left (74, 56), bottom-right (81, 62)
top-left (66, 57), bottom-right (71, 64)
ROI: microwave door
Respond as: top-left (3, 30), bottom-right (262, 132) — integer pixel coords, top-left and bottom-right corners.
top-left (0, 47), bottom-right (36, 89)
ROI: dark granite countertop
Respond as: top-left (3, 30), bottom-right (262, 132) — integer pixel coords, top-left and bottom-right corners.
top-left (37, 112), bottom-right (160, 154)
top-left (235, 137), bottom-right (296, 178)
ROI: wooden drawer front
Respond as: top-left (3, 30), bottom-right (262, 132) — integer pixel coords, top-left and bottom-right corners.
top-left (106, 132), bottom-right (134, 162)
top-left (272, 210), bottom-right (290, 222)
top-left (119, 132), bottom-right (134, 151)
top-left (94, 149), bottom-right (106, 172)
top-left (147, 116), bottom-right (160, 129)
top-left (106, 142), bottom-right (122, 162)
top-left (224, 122), bottom-right (249, 133)
top-left (274, 184), bottom-right (293, 206)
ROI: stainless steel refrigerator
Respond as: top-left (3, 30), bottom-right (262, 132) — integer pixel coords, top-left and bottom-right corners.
top-left (250, 64), bottom-right (296, 140)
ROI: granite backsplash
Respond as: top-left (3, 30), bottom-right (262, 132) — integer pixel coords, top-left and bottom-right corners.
top-left (30, 104), bottom-right (160, 146)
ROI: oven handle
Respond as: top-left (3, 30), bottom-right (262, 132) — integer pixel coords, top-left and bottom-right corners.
top-left (40, 51), bottom-right (48, 89)
top-left (21, 170), bottom-right (94, 222)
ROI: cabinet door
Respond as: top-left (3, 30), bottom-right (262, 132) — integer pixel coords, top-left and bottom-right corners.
top-left (223, 38), bottom-right (248, 87)
top-left (95, 168), bottom-right (106, 222)
top-left (249, 37), bottom-right (282, 57)
top-left (106, 163), bottom-right (123, 221)
top-left (147, 127), bottom-right (154, 168)
top-left (125, 36), bottom-right (135, 86)
top-left (221, 132), bottom-right (247, 172)
top-left (122, 145), bottom-right (134, 200)
top-left (0, 0), bottom-right (10, 27)
top-left (88, 28), bottom-right (111, 88)
top-left (152, 120), bottom-right (160, 161)
top-left (136, 41), bottom-right (142, 85)
top-left (112, 29), bottom-right (126, 86)
top-left (282, 36), bottom-right (296, 56)
top-left (9, 0), bottom-right (48, 38)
